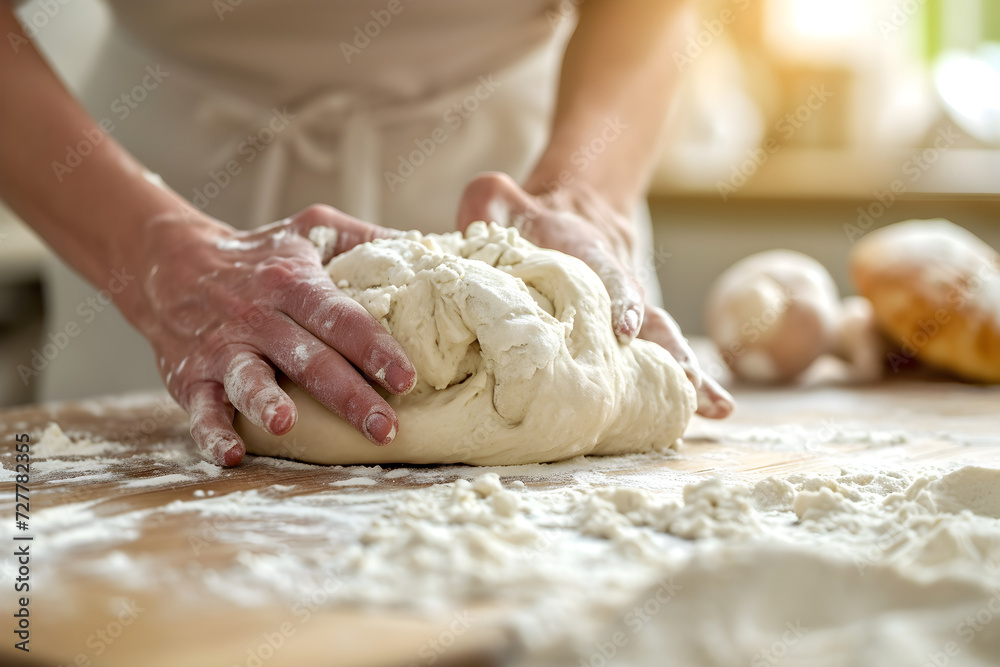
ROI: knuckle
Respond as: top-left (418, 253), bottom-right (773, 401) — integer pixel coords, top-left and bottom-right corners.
top-left (318, 295), bottom-right (367, 338)
top-left (297, 349), bottom-right (328, 382)
top-left (223, 351), bottom-right (260, 385)
top-left (256, 257), bottom-right (303, 291)
top-left (174, 383), bottom-right (198, 412)
top-left (226, 303), bottom-right (274, 340)
top-left (294, 204), bottom-right (336, 229)
top-left (361, 330), bottom-right (400, 377)
top-left (300, 361), bottom-right (373, 426)
top-left (341, 386), bottom-right (379, 426)
top-left (464, 171), bottom-right (513, 202)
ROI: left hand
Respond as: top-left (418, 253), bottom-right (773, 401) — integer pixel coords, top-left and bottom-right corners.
top-left (456, 172), bottom-right (733, 419)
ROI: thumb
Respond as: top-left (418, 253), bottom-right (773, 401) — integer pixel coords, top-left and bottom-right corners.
top-left (286, 204), bottom-right (397, 263)
top-left (456, 172), bottom-right (532, 232)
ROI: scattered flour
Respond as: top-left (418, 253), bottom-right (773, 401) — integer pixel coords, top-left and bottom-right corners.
top-left (29, 423), bottom-right (131, 458)
top-left (122, 473), bottom-right (197, 488)
top-left (689, 420), bottom-right (911, 450)
top-left (4, 414), bottom-right (999, 666)
top-left (0, 423), bottom-right (223, 489)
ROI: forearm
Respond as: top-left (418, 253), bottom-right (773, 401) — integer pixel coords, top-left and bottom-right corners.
top-left (0, 4), bottom-right (207, 318)
top-left (524, 0), bottom-right (690, 215)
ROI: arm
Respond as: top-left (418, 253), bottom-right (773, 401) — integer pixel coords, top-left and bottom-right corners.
top-left (0, 4), bottom-right (416, 463)
top-left (457, 0), bottom-right (733, 418)
top-left (524, 0), bottom-right (688, 216)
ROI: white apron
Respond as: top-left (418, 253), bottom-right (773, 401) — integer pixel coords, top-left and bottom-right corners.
top-left (40, 0), bottom-right (660, 400)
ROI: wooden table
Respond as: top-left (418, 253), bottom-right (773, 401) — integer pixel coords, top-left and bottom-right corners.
top-left (1, 371), bottom-right (998, 667)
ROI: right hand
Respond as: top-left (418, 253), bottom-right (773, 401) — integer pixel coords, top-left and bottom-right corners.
top-left (457, 173), bottom-right (734, 419)
top-left (127, 205), bottom-right (417, 466)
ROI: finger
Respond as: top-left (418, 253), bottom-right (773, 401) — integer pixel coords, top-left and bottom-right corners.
top-left (695, 374), bottom-right (735, 420)
top-left (586, 248), bottom-right (645, 344)
top-left (638, 305), bottom-right (736, 418)
top-left (257, 315), bottom-right (400, 446)
top-left (222, 350), bottom-right (297, 435)
top-left (186, 381), bottom-right (246, 466)
top-left (276, 277), bottom-right (416, 395)
top-left (456, 172), bottom-right (536, 232)
top-left (639, 305), bottom-right (703, 387)
top-left (286, 204), bottom-right (400, 263)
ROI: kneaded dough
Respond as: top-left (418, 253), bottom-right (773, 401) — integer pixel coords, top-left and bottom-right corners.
top-left (705, 250), bottom-right (840, 383)
top-left (236, 222), bottom-right (696, 465)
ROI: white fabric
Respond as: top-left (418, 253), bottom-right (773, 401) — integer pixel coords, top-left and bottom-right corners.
top-left (39, 1), bottom-right (660, 400)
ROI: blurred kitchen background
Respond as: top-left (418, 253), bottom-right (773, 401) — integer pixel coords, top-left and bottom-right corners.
top-left (2, 0), bottom-right (999, 407)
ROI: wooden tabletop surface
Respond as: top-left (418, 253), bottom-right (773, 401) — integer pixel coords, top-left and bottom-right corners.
top-left (1, 368), bottom-right (998, 667)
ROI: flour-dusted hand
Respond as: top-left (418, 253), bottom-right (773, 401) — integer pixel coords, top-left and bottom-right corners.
top-left (129, 205), bottom-right (417, 466)
top-left (458, 172), bottom-right (645, 344)
top-left (638, 306), bottom-right (734, 419)
top-left (456, 172), bottom-right (733, 420)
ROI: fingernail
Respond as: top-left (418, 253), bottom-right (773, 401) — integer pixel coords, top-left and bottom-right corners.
top-left (715, 388), bottom-right (735, 415)
top-left (386, 362), bottom-right (417, 394)
top-left (263, 402), bottom-right (296, 435)
top-left (696, 386), bottom-right (734, 419)
top-left (615, 306), bottom-right (641, 344)
top-left (718, 395), bottom-right (734, 414)
top-left (364, 412), bottom-right (396, 445)
top-left (622, 307), bottom-right (639, 333)
top-left (223, 443), bottom-right (244, 466)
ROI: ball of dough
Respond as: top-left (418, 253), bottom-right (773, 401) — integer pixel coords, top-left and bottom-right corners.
top-left (705, 250), bottom-right (841, 383)
top-left (849, 219), bottom-right (1000, 383)
top-left (235, 222), bottom-right (696, 465)
top-left (832, 296), bottom-right (885, 382)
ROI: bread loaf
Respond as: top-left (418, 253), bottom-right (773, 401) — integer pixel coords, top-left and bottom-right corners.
top-left (849, 219), bottom-right (1000, 383)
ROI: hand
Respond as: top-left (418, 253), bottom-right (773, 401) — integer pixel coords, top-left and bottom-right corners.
top-left (459, 172), bottom-right (644, 343)
top-left (456, 172), bottom-right (733, 419)
top-left (127, 205), bottom-right (417, 466)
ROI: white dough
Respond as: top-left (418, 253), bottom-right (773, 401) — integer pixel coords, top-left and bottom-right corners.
top-left (236, 222), bottom-right (696, 465)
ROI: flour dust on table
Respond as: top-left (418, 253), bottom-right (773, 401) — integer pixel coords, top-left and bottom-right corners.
top-left (9, 424), bottom-right (1000, 667)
